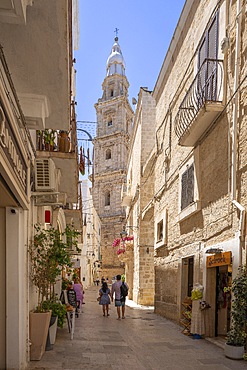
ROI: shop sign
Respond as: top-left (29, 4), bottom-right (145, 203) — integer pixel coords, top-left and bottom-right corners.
top-left (0, 104), bottom-right (27, 193)
top-left (206, 251), bottom-right (232, 268)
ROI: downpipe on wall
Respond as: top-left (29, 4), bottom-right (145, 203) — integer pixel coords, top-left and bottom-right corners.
top-left (231, 0), bottom-right (245, 266)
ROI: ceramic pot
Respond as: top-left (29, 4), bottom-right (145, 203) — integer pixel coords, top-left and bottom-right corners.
top-left (49, 316), bottom-right (58, 345)
top-left (29, 311), bottom-right (51, 361)
top-left (224, 343), bottom-right (244, 360)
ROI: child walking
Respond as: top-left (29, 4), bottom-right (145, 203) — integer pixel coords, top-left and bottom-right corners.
top-left (99, 281), bottom-right (111, 316)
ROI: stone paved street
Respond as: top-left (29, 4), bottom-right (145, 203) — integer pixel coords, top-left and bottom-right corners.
top-left (28, 286), bottom-right (247, 370)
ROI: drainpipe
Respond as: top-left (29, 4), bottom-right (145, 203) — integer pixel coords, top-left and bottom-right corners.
top-left (231, 0), bottom-right (245, 266)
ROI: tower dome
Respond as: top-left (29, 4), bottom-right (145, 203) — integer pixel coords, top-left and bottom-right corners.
top-left (106, 37), bottom-right (125, 76)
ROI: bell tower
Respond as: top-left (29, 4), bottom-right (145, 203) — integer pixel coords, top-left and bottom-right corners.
top-left (92, 35), bottom-right (133, 278)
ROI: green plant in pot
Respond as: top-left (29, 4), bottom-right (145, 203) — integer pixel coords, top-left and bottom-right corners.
top-left (29, 223), bottom-right (81, 310)
top-left (44, 129), bottom-right (56, 150)
top-left (29, 223), bottom-right (81, 359)
top-left (224, 265), bottom-right (247, 360)
top-left (41, 300), bottom-right (67, 328)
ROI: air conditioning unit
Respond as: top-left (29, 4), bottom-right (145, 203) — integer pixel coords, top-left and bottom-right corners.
top-left (35, 158), bottom-right (56, 191)
top-left (121, 182), bottom-right (132, 207)
top-left (34, 193), bottom-right (67, 206)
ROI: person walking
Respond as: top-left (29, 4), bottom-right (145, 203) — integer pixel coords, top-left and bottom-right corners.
top-left (111, 274), bottom-right (128, 319)
top-left (99, 281), bottom-right (111, 316)
top-left (120, 274), bottom-right (128, 318)
top-left (73, 278), bottom-right (84, 311)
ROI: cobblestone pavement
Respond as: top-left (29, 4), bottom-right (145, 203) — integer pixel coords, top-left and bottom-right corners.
top-left (28, 286), bottom-right (247, 370)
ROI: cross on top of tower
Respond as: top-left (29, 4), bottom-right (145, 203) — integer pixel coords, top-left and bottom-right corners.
top-left (114, 27), bottom-right (119, 41)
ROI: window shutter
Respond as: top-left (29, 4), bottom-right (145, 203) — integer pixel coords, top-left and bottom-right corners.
top-left (207, 14), bottom-right (218, 100)
top-left (197, 38), bottom-right (206, 106)
top-left (198, 11), bottom-right (219, 102)
top-left (181, 171), bottom-right (187, 210)
top-left (181, 164), bottom-right (194, 211)
top-left (187, 164), bottom-right (194, 205)
top-left (198, 38), bottom-right (206, 69)
top-left (207, 14), bottom-right (218, 59)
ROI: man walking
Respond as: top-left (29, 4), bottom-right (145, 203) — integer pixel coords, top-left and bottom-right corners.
top-left (111, 274), bottom-right (128, 319)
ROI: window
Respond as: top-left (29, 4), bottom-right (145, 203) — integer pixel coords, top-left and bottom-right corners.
top-left (105, 191), bottom-right (110, 206)
top-left (106, 149), bottom-right (111, 160)
top-left (197, 12), bottom-right (218, 103)
top-left (157, 220), bottom-right (163, 242)
top-left (107, 120), bottom-right (113, 127)
top-left (177, 149), bottom-right (201, 222)
top-left (110, 89), bottom-right (114, 97)
top-left (182, 257), bottom-right (194, 298)
top-left (181, 164), bottom-right (194, 211)
top-left (198, 13), bottom-right (218, 68)
top-left (155, 210), bottom-right (167, 249)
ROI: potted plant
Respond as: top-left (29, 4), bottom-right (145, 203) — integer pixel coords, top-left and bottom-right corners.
top-left (58, 130), bottom-right (70, 152)
top-left (29, 223), bottom-right (81, 360)
top-left (41, 300), bottom-right (67, 345)
top-left (224, 265), bottom-right (247, 360)
top-left (44, 129), bottom-right (56, 151)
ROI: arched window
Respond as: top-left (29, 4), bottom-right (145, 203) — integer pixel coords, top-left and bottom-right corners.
top-left (106, 149), bottom-right (111, 160)
top-left (110, 89), bottom-right (114, 97)
top-left (105, 191), bottom-right (110, 206)
top-left (107, 119), bottom-right (113, 127)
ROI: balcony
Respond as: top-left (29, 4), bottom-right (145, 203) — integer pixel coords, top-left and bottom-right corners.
top-left (0, 0), bottom-right (31, 25)
top-left (0, 0), bottom-right (72, 131)
top-left (36, 125), bottom-right (78, 203)
top-left (36, 129), bottom-right (76, 154)
top-left (121, 183), bottom-right (132, 207)
top-left (174, 59), bottom-right (224, 147)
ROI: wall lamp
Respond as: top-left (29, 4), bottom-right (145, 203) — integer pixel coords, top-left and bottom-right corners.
top-left (205, 248), bottom-right (223, 254)
top-left (86, 251), bottom-right (95, 258)
top-left (120, 225), bottom-right (139, 238)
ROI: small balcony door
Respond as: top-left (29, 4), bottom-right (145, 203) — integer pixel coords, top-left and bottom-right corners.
top-left (198, 12), bottom-right (218, 103)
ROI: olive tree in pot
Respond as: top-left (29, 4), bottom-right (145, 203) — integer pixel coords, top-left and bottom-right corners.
top-left (224, 266), bottom-right (247, 360)
top-left (29, 223), bottom-right (81, 360)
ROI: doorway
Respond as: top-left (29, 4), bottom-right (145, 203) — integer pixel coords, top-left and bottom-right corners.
top-left (181, 256), bottom-right (194, 299)
top-left (215, 265), bottom-right (231, 336)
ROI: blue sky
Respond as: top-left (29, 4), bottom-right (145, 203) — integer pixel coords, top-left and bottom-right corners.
top-left (75, 0), bottom-right (185, 142)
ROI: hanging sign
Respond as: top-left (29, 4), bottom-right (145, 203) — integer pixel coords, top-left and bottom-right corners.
top-left (206, 251), bottom-right (232, 268)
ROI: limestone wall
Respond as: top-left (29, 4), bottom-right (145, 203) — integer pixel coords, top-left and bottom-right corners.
top-left (127, 89), bottom-right (156, 305)
top-left (153, 0), bottom-right (247, 324)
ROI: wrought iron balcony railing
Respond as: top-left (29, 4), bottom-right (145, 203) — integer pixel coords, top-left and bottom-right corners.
top-left (174, 59), bottom-right (224, 145)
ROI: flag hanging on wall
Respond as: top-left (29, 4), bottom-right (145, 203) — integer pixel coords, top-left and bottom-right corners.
top-left (79, 146), bottom-right (85, 175)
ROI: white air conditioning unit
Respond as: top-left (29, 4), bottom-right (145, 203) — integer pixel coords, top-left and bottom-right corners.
top-left (35, 158), bottom-right (56, 191)
top-left (34, 192), bottom-right (67, 206)
top-left (121, 182), bottom-right (132, 207)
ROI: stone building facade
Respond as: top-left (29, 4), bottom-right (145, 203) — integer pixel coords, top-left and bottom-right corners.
top-left (150, 0), bottom-right (247, 338)
top-left (122, 87), bottom-right (156, 305)
top-left (92, 36), bottom-right (134, 279)
top-left (123, 0), bottom-right (247, 339)
top-left (0, 1), bottom-right (81, 367)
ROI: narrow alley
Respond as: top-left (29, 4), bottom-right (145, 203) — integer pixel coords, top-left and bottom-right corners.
top-left (28, 286), bottom-right (246, 370)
